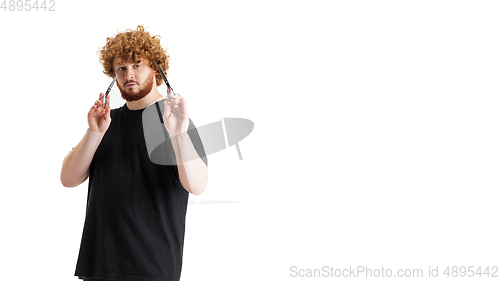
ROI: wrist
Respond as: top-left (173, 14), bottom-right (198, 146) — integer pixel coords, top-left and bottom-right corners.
top-left (87, 128), bottom-right (106, 138)
top-left (169, 130), bottom-right (189, 140)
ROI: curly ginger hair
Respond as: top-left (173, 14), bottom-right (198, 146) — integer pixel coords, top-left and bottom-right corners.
top-left (99, 25), bottom-right (170, 86)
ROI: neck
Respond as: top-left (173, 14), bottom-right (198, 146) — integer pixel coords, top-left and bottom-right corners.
top-left (126, 87), bottom-right (164, 110)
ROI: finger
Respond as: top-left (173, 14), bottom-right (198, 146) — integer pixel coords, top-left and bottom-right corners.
top-left (172, 93), bottom-right (181, 105)
top-left (167, 92), bottom-right (175, 104)
top-left (97, 92), bottom-right (104, 105)
top-left (101, 93), bottom-right (109, 108)
top-left (91, 104), bottom-right (103, 116)
top-left (104, 95), bottom-right (111, 118)
top-left (175, 96), bottom-right (185, 106)
top-left (94, 100), bottom-right (102, 110)
top-left (176, 97), bottom-right (188, 114)
top-left (89, 106), bottom-right (103, 117)
top-left (90, 100), bottom-right (100, 112)
top-left (93, 95), bottom-right (106, 113)
top-left (104, 94), bottom-right (111, 110)
top-left (164, 99), bottom-right (172, 119)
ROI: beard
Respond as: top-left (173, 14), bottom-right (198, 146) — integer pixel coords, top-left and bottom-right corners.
top-left (117, 72), bottom-right (154, 102)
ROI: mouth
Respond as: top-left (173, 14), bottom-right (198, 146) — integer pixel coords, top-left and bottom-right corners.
top-left (126, 83), bottom-right (137, 88)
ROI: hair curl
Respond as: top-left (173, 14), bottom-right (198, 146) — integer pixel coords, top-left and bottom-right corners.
top-left (99, 25), bottom-right (169, 86)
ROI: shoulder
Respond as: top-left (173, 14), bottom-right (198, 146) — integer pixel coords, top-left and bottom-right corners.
top-left (110, 105), bottom-right (125, 119)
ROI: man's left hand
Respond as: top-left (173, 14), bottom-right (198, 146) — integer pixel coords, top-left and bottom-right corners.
top-left (163, 93), bottom-right (189, 136)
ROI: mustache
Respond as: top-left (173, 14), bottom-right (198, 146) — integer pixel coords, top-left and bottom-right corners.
top-left (123, 80), bottom-right (139, 85)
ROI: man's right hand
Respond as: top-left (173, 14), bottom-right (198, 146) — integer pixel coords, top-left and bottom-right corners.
top-left (61, 93), bottom-right (111, 187)
top-left (88, 92), bottom-right (111, 133)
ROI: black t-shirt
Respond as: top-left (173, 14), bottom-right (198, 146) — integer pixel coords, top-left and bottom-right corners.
top-left (75, 100), bottom-right (207, 281)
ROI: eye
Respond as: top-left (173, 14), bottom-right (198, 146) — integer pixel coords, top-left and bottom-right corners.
top-left (134, 64), bottom-right (140, 68)
top-left (118, 66), bottom-right (125, 71)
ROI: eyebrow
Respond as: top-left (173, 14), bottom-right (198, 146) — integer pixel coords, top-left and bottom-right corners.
top-left (115, 60), bottom-right (142, 68)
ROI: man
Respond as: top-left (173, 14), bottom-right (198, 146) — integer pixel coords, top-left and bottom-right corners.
top-left (60, 26), bottom-right (208, 281)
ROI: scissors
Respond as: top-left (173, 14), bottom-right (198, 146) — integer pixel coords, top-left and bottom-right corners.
top-left (101, 75), bottom-right (117, 107)
top-left (157, 65), bottom-right (180, 104)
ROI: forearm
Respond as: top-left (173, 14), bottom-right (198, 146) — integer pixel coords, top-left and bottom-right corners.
top-left (171, 132), bottom-right (208, 195)
top-left (60, 130), bottom-right (104, 187)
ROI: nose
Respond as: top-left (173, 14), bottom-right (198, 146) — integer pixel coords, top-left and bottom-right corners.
top-left (125, 67), bottom-right (135, 80)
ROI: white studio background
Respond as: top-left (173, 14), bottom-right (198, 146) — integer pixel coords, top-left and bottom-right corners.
top-left (1, 1), bottom-right (500, 280)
